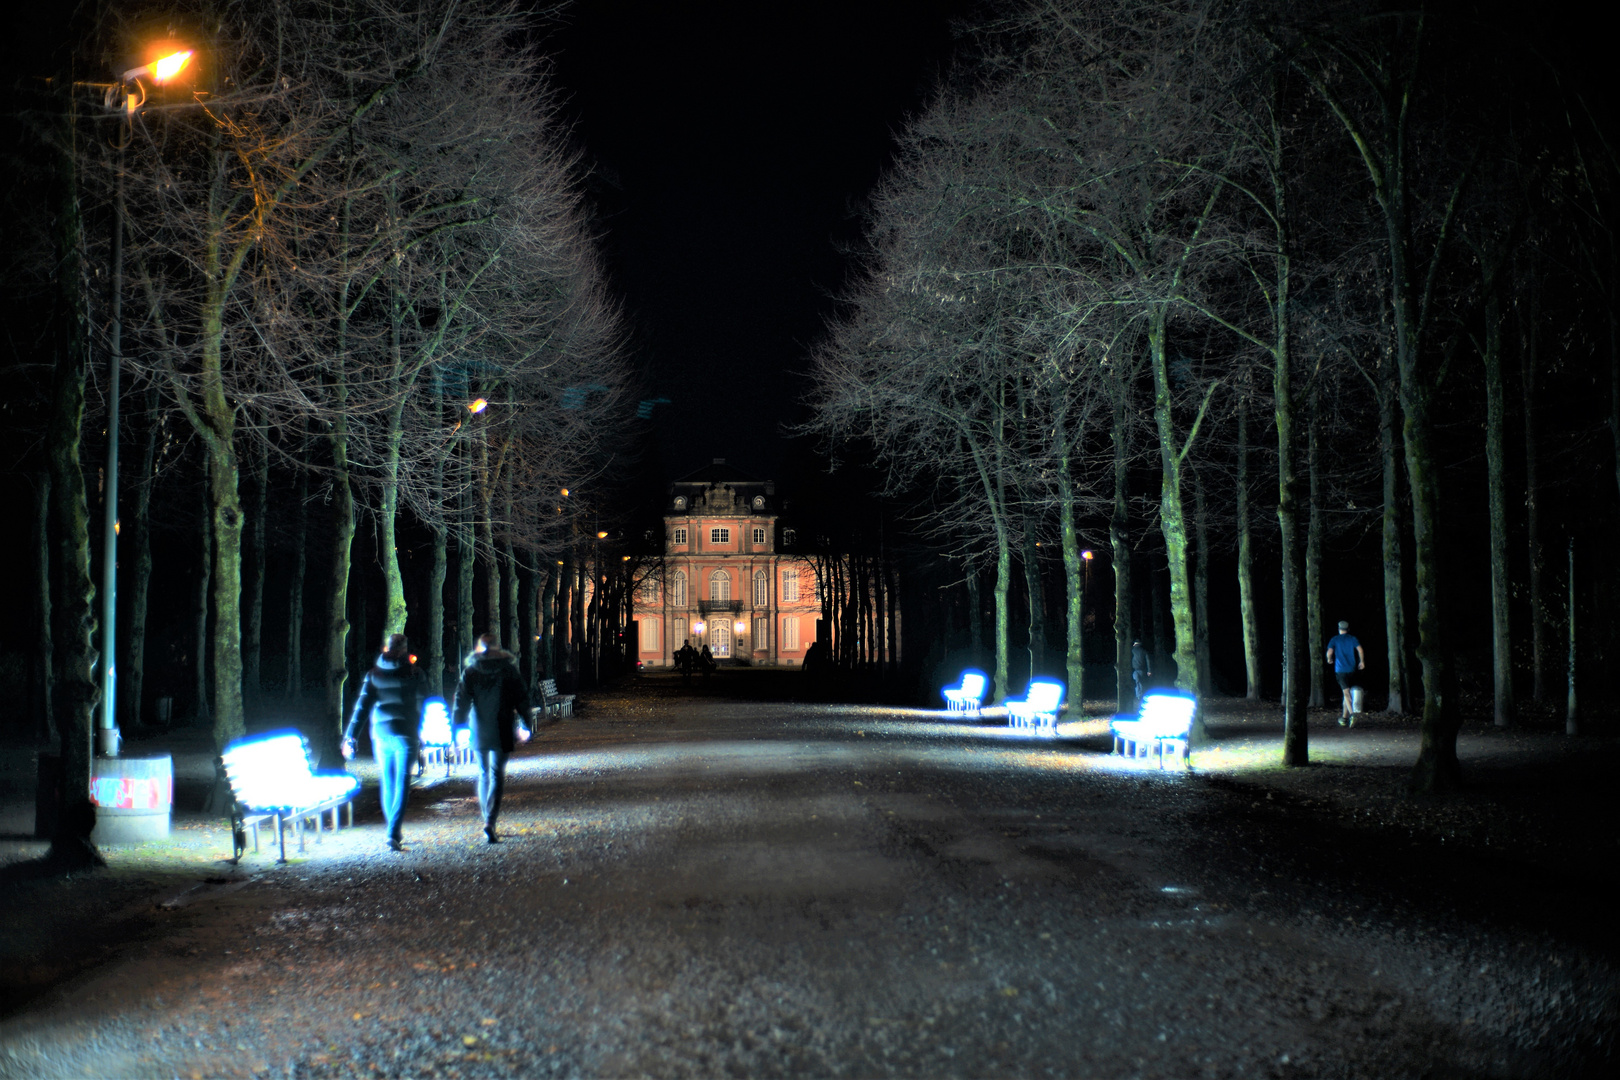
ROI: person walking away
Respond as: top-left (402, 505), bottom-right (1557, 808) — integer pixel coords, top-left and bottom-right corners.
top-left (1325, 620), bottom-right (1366, 726)
top-left (700, 643), bottom-right (715, 679)
top-left (342, 633), bottom-right (426, 852)
top-left (1130, 638), bottom-right (1153, 706)
top-left (677, 638), bottom-right (694, 683)
top-left (454, 633), bottom-right (531, 843)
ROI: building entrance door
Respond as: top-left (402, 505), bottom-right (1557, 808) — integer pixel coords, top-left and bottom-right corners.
top-left (710, 623), bottom-right (731, 658)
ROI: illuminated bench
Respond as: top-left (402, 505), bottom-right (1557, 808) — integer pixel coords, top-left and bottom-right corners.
top-left (942, 670), bottom-right (989, 716)
top-left (221, 730), bottom-right (360, 863)
top-left (1110, 693), bottom-right (1195, 768)
top-left (418, 699), bottom-right (473, 777)
top-left (1005, 679), bottom-right (1065, 730)
top-left (538, 678), bottom-right (575, 718)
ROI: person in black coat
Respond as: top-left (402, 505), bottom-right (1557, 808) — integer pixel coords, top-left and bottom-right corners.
top-left (453, 633), bottom-right (531, 843)
top-left (342, 633), bottom-right (427, 852)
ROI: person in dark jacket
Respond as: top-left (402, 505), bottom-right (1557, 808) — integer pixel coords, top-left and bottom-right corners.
top-left (453, 633), bottom-right (531, 843)
top-left (342, 633), bottom-right (427, 852)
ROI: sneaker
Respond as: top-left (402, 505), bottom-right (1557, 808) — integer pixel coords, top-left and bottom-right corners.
top-left (1348, 716), bottom-right (1355, 728)
top-left (484, 825), bottom-right (500, 844)
top-left (1337, 717), bottom-right (1347, 727)
top-left (388, 838), bottom-right (404, 852)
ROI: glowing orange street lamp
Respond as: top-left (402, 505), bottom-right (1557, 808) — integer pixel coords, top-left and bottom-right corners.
top-left (467, 397), bottom-right (488, 413)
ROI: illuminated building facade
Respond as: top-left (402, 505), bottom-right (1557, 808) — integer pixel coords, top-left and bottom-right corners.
top-left (631, 460), bottom-right (823, 667)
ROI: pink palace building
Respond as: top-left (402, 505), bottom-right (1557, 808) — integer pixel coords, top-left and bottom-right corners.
top-left (631, 460), bottom-right (823, 667)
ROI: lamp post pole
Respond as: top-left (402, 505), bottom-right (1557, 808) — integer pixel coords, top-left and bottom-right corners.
top-left (97, 146), bottom-right (124, 757)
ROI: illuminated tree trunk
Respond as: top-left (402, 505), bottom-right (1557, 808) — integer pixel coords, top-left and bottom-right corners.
top-left (1111, 390), bottom-right (1134, 713)
top-left (1022, 520), bottom-right (1045, 678)
top-left (286, 469), bottom-right (308, 699)
top-left (321, 418), bottom-right (355, 755)
top-left (1306, 403), bottom-right (1325, 709)
top-left (1482, 285), bottom-right (1514, 725)
top-left (1235, 401), bottom-right (1261, 700)
top-left (1056, 412), bottom-right (1086, 706)
top-left (1193, 472), bottom-right (1214, 697)
top-left (964, 553), bottom-right (982, 654)
top-left (1147, 316), bottom-right (1200, 704)
top-left (1378, 373), bottom-right (1410, 713)
top-left (194, 487), bottom-right (212, 726)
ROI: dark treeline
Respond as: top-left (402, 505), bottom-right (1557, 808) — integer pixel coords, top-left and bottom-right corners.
top-left (806, 0), bottom-right (1620, 790)
top-left (0, 0), bottom-right (638, 863)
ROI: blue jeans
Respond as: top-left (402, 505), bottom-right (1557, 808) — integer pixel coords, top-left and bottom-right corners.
top-left (372, 728), bottom-right (416, 843)
top-left (477, 749), bottom-right (510, 828)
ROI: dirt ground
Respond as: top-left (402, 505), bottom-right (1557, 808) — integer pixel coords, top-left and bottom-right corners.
top-left (1, 675), bottom-right (1614, 1078)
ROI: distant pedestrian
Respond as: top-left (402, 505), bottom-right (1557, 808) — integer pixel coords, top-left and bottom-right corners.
top-left (342, 633), bottom-right (427, 852)
top-left (677, 639), bottom-right (695, 683)
top-left (453, 633), bottom-right (532, 843)
top-left (700, 644), bottom-right (715, 679)
top-left (1131, 638), bottom-right (1152, 706)
top-left (1325, 620), bottom-right (1366, 726)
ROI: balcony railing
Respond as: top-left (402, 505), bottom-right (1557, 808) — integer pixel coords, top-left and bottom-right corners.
top-left (697, 599), bottom-right (742, 614)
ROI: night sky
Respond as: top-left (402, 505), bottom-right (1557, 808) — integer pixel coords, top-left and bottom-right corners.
top-left (547, 1), bottom-right (972, 481)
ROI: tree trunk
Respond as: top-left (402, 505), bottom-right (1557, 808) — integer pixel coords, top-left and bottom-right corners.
top-left (194, 487), bottom-right (213, 726)
top-left (1148, 319), bottom-right (1198, 699)
top-left (992, 525), bottom-right (1012, 702)
top-left (1306, 404), bottom-right (1325, 709)
top-left (1521, 281), bottom-right (1548, 703)
top-left (1193, 472), bottom-right (1214, 697)
top-left (321, 430), bottom-right (356, 758)
top-left (286, 469), bottom-right (308, 700)
top-left (1111, 390), bottom-right (1134, 713)
top-left (121, 388), bottom-right (159, 729)
top-left (541, 562), bottom-right (557, 681)
top-left (1482, 286), bottom-right (1514, 725)
top-left (1565, 537), bottom-right (1577, 735)
top-left (457, 511), bottom-right (476, 668)
top-left (1378, 372), bottom-right (1411, 713)
top-left (1022, 521), bottom-right (1045, 678)
top-left (1236, 401), bottom-right (1261, 700)
top-left (1275, 269), bottom-right (1308, 766)
top-left (427, 521), bottom-right (448, 697)
top-left (378, 411), bottom-right (408, 636)
top-left (46, 99), bottom-right (100, 864)
top-left (1057, 415), bottom-right (1086, 707)
top-left (520, 556), bottom-right (536, 691)
top-left (242, 441), bottom-right (269, 700)
top-left (35, 474), bottom-right (56, 744)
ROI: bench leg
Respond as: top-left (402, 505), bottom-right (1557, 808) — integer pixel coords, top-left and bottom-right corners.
top-left (275, 813), bottom-right (288, 864)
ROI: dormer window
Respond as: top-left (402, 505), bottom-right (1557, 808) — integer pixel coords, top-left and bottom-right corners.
top-left (752, 495), bottom-right (765, 509)
top-left (782, 528), bottom-right (797, 546)
top-left (673, 496), bottom-right (687, 510)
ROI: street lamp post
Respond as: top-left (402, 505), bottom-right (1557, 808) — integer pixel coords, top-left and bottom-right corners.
top-left (96, 47), bottom-right (193, 758)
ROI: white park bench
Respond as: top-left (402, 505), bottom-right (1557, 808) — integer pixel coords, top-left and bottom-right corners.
top-left (538, 678), bottom-right (575, 718)
top-left (942, 670), bottom-right (989, 716)
top-left (418, 699), bottom-right (473, 777)
top-left (221, 730), bottom-right (360, 863)
top-left (1110, 693), bottom-right (1196, 768)
top-left (1005, 679), bottom-right (1065, 730)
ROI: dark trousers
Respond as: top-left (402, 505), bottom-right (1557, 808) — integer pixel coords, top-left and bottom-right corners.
top-left (476, 749), bottom-right (510, 827)
top-left (373, 729), bottom-right (416, 843)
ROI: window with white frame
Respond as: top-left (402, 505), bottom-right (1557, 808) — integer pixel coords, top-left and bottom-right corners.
top-left (752, 527), bottom-right (765, 545)
top-left (782, 528), bottom-right (796, 546)
top-left (753, 570), bottom-right (769, 607)
top-left (640, 619), bottom-right (659, 651)
top-left (673, 617), bottom-right (687, 650)
top-left (710, 527), bottom-right (730, 545)
top-left (782, 616), bottom-right (800, 651)
top-left (709, 569), bottom-right (730, 602)
top-left (781, 568), bottom-right (798, 602)
top-left (642, 575), bottom-right (661, 603)
top-left (672, 527), bottom-right (687, 546)
top-left (671, 570), bottom-right (687, 608)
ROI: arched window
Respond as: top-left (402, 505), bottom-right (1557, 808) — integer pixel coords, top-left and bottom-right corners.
top-left (670, 570), bottom-right (687, 608)
top-left (753, 570), bottom-right (769, 607)
top-left (642, 575), bottom-right (661, 604)
top-left (709, 569), bottom-right (730, 602)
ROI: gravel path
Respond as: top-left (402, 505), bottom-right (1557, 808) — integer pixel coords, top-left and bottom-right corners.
top-left (1, 679), bottom-right (1614, 1078)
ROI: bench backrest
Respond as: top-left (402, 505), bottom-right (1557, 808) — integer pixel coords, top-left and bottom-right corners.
top-left (222, 731), bottom-right (315, 808)
top-left (539, 678), bottom-right (559, 698)
top-left (956, 671), bottom-right (987, 701)
top-left (1024, 679), bottom-right (1065, 711)
top-left (1140, 693), bottom-right (1196, 736)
